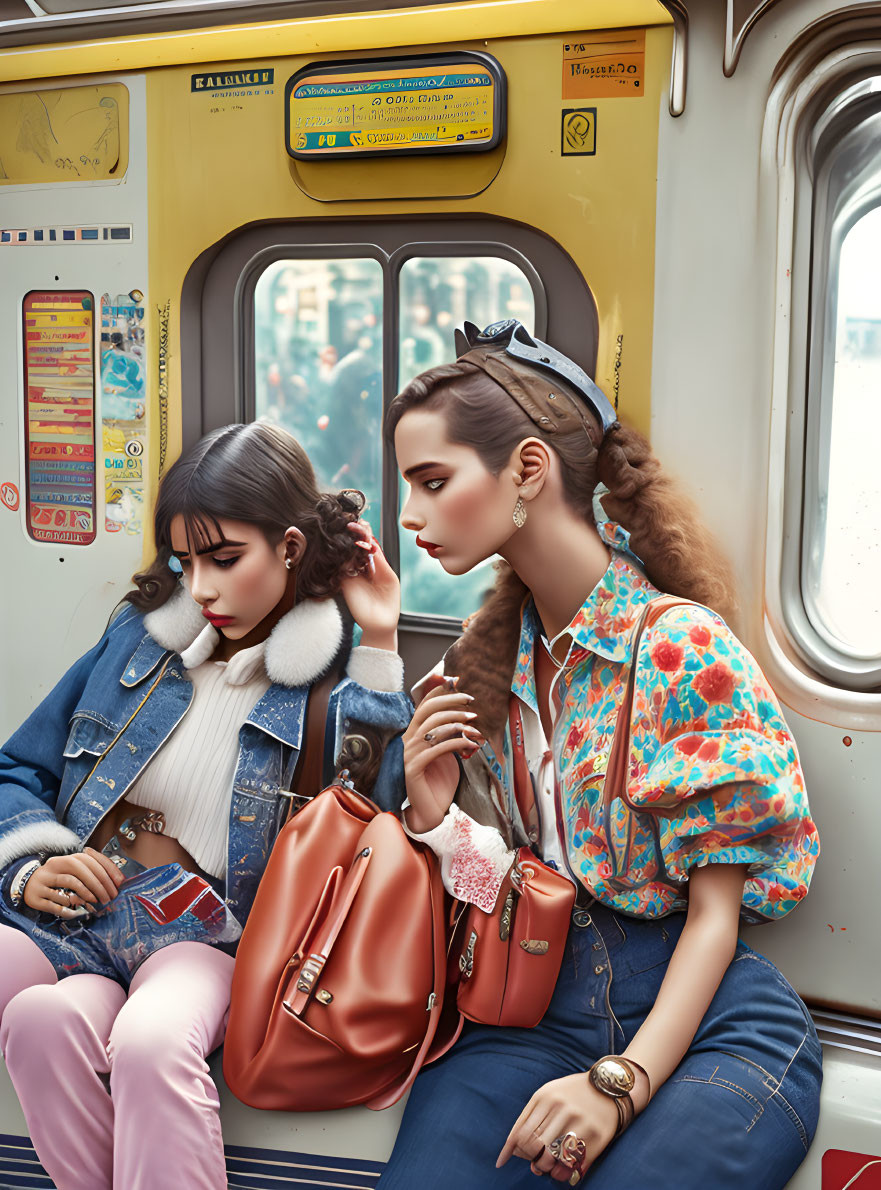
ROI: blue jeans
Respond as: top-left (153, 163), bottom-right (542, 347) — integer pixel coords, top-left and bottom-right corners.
top-left (379, 903), bottom-right (822, 1190)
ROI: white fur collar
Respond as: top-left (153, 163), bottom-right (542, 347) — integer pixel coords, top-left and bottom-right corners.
top-left (144, 584), bottom-right (344, 688)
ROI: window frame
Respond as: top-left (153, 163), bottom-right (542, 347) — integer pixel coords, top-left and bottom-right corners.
top-left (781, 85), bottom-right (881, 688)
top-left (183, 215), bottom-right (598, 628)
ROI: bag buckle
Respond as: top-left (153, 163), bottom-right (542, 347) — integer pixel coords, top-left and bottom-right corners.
top-left (458, 931), bottom-right (477, 980)
top-left (498, 889), bottom-right (517, 942)
top-left (295, 954), bottom-right (325, 995)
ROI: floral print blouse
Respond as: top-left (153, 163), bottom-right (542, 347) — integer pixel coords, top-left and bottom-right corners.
top-left (411, 521), bottom-right (819, 923)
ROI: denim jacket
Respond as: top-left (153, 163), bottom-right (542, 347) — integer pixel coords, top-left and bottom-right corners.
top-left (0, 583), bottom-right (411, 976)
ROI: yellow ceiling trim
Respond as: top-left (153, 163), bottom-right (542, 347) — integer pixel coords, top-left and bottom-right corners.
top-left (0, 0), bottom-right (672, 84)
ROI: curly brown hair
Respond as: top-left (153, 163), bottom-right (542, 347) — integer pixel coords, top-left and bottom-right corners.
top-left (126, 421), bottom-right (368, 613)
top-left (387, 361), bottom-right (736, 734)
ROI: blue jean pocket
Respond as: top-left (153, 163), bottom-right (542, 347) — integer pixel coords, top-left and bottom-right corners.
top-left (85, 864), bottom-right (242, 981)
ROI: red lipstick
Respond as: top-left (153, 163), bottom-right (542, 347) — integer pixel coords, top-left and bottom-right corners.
top-left (416, 536), bottom-right (442, 557)
top-left (203, 610), bottom-right (234, 627)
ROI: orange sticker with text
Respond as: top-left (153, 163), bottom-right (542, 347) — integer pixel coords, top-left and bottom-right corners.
top-left (562, 30), bottom-right (645, 100)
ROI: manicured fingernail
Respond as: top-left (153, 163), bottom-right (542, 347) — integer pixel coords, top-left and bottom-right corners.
top-left (463, 710), bottom-right (478, 719)
top-left (354, 540), bottom-right (372, 550)
top-left (445, 676), bottom-right (459, 689)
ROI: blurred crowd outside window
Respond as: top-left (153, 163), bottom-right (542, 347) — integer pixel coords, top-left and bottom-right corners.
top-left (254, 254), bottom-right (535, 622)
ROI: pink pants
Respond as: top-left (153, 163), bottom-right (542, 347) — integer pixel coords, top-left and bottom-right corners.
top-left (0, 925), bottom-right (234, 1190)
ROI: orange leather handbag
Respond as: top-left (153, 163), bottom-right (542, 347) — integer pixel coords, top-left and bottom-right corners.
top-left (453, 701), bottom-right (575, 1029)
top-left (223, 677), bottom-right (458, 1113)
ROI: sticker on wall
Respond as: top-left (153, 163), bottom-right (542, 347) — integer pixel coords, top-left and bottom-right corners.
top-left (562, 31), bottom-right (645, 100)
top-left (1, 225), bottom-right (132, 246)
top-left (22, 291), bottom-right (97, 545)
top-left (561, 109), bottom-right (596, 156)
top-left (1, 482), bottom-right (19, 511)
top-left (191, 67), bottom-right (275, 98)
top-left (101, 291), bottom-right (145, 536)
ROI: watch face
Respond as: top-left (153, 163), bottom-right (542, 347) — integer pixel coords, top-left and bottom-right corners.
top-left (590, 1058), bottom-right (635, 1098)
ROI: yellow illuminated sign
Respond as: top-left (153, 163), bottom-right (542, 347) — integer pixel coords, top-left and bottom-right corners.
top-left (285, 54), bottom-right (505, 159)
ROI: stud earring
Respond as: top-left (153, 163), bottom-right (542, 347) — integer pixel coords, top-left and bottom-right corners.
top-left (513, 497), bottom-right (527, 529)
top-left (285, 558), bottom-right (294, 571)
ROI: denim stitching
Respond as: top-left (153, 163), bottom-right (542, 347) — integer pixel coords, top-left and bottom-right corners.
top-left (765, 1032), bottom-right (810, 1150)
top-left (678, 1071), bottom-right (764, 1131)
top-left (694, 1047), bottom-right (811, 1151)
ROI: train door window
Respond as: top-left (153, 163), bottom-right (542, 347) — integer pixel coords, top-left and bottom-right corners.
top-left (253, 258), bottom-right (384, 517)
top-left (397, 255), bottom-right (536, 620)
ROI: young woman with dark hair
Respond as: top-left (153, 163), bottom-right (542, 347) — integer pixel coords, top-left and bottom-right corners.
top-left (0, 420), bottom-right (410, 1190)
top-left (379, 322), bottom-right (821, 1190)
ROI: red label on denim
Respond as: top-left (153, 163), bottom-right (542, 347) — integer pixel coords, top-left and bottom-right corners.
top-left (135, 875), bottom-right (212, 924)
top-left (822, 1150), bottom-right (881, 1188)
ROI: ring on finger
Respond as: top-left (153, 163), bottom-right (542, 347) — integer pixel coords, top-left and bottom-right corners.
top-left (549, 1133), bottom-right (586, 1169)
top-left (423, 731), bottom-right (435, 742)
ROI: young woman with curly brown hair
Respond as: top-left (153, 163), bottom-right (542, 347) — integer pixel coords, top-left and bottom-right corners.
top-left (0, 420), bottom-right (410, 1190)
top-left (379, 321), bottom-right (821, 1190)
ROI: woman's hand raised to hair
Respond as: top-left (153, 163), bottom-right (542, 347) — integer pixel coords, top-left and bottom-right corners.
top-left (402, 679), bottom-right (484, 834)
top-left (339, 523), bottom-right (400, 652)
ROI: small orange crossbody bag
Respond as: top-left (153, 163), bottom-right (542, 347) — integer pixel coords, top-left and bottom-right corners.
top-left (452, 700), bottom-right (576, 1028)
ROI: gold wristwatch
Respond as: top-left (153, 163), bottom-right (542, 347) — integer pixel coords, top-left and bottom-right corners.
top-left (587, 1055), bottom-right (651, 1137)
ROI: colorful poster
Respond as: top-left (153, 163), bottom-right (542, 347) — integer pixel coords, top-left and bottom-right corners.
top-left (286, 55), bottom-right (504, 159)
top-left (22, 292), bottom-right (96, 545)
top-left (101, 291), bottom-right (146, 536)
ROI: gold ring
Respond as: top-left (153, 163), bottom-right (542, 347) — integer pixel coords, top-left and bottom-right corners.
top-left (549, 1132), bottom-right (586, 1169)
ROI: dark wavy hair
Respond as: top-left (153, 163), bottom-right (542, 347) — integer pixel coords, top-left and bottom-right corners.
top-left (126, 421), bottom-right (367, 613)
top-left (387, 361), bottom-right (736, 734)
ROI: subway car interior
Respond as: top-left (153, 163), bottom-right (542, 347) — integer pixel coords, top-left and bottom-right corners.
top-left (0, 0), bottom-right (879, 1186)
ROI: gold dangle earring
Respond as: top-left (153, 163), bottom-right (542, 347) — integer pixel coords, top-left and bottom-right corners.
top-left (512, 497), bottom-right (527, 529)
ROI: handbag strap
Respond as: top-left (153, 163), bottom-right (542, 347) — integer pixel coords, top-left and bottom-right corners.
top-left (282, 666), bottom-right (339, 827)
top-left (366, 846), bottom-right (452, 1111)
top-left (602, 595), bottom-right (692, 809)
top-left (508, 700), bottom-right (539, 842)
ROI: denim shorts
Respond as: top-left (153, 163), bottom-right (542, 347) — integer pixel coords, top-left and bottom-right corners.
top-left (10, 864), bottom-right (241, 985)
top-left (379, 901), bottom-right (822, 1190)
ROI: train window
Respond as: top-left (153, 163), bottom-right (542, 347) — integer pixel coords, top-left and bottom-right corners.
top-left (397, 255), bottom-right (536, 619)
top-left (783, 77), bottom-right (881, 687)
top-left (190, 217), bottom-right (596, 623)
top-left (803, 207), bottom-right (881, 660)
top-left (253, 258), bottom-right (384, 519)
